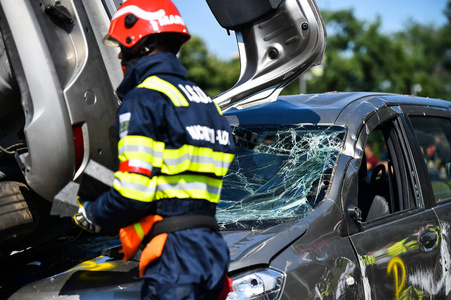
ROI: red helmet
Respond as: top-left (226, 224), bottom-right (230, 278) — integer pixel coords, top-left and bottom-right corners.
top-left (104, 0), bottom-right (191, 48)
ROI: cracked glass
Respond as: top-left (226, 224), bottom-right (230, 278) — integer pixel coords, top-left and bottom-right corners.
top-left (217, 124), bottom-right (345, 229)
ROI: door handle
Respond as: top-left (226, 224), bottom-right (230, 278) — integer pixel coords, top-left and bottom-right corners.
top-left (420, 231), bottom-right (438, 251)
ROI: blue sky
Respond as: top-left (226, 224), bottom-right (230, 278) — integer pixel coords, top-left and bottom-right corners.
top-left (172, 0), bottom-right (449, 60)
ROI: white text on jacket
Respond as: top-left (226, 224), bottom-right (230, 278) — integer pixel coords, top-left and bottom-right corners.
top-left (186, 125), bottom-right (230, 145)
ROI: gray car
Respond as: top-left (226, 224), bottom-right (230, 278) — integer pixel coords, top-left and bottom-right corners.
top-left (9, 91), bottom-right (451, 300)
top-left (5, 0), bottom-right (451, 299)
top-left (219, 92), bottom-right (451, 299)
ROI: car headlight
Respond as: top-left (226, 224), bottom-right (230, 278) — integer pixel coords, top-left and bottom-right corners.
top-left (227, 268), bottom-right (285, 300)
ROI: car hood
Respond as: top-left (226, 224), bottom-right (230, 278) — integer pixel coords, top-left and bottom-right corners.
top-left (208, 0), bottom-right (327, 111)
top-left (7, 222), bottom-right (307, 299)
top-left (223, 221), bottom-right (308, 272)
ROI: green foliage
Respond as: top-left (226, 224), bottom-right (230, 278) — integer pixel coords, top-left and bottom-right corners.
top-left (179, 2), bottom-right (451, 101)
top-left (291, 5), bottom-right (451, 100)
top-left (178, 36), bottom-right (240, 97)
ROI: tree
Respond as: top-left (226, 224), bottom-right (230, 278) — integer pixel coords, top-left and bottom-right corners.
top-left (179, 2), bottom-right (451, 101)
top-left (289, 9), bottom-right (416, 96)
top-left (284, 4), bottom-right (451, 101)
top-left (178, 36), bottom-right (240, 97)
top-left (395, 1), bottom-right (451, 100)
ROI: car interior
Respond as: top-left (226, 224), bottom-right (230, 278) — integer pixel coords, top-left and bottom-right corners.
top-left (358, 151), bottom-right (391, 222)
top-left (357, 119), bottom-right (418, 222)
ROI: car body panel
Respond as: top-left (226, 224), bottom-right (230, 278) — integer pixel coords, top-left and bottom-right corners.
top-left (0, 0), bottom-right (120, 200)
top-left (1, 0), bottom-right (75, 200)
top-left (8, 256), bottom-right (142, 300)
top-left (225, 221), bottom-right (307, 272)
top-left (431, 203), bottom-right (451, 296)
top-left (351, 211), bottom-right (442, 299)
top-left (270, 197), bottom-right (363, 299)
top-left (211, 0), bottom-right (327, 111)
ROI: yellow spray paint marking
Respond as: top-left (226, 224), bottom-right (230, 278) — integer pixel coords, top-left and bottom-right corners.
top-left (68, 256), bottom-right (116, 272)
top-left (387, 257), bottom-right (406, 300)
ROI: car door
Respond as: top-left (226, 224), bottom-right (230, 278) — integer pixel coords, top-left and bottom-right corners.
top-left (206, 0), bottom-right (327, 111)
top-left (347, 112), bottom-right (443, 299)
top-left (406, 108), bottom-right (451, 298)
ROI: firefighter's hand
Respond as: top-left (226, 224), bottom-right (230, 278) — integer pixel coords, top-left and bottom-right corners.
top-left (73, 197), bottom-right (101, 233)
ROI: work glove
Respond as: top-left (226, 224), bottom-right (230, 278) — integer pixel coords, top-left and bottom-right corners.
top-left (73, 197), bottom-right (101, 233)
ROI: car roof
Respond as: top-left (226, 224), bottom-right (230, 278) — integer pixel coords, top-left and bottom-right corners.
top-left (225, 92), bottom-right (451, 126)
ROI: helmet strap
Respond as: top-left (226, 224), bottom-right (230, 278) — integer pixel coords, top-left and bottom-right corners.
top-left (119, 33), bottom-right (183, 73)
top-left (120, 36), bottom-right (157, 73)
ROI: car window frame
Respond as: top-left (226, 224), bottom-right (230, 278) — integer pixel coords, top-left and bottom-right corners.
top-left (346, 107), bottom-right (426, 232)
top-left (374, 117), bottom-right (420, 215)
top-left (403, 105), bottom-right (451, 207)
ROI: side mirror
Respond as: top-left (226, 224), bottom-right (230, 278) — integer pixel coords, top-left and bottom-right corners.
top-left (347, 205), bottom-right (362, 222)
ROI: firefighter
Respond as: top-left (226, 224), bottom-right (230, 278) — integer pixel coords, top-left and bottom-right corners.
top-left (73, 0), bottom-right (235, 298)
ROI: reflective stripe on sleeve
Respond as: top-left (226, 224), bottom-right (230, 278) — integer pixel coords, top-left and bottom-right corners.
top-left (137, 76), bottom-right (189, 107)
top-left (113, 173), bottom-right (222, 203)
top-left (119, 135), bottom-right (164, 169)
top-left (163, 145), bottom-right (234, 177)
top-left (113, 172), bottom-right (157, 202)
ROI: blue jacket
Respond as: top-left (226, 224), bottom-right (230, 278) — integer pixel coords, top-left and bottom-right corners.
top-left (86, 52), bottom-right (235, 232)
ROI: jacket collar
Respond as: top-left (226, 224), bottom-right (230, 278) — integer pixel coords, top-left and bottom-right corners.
top-left (116, 52), bottom-right (187, 99)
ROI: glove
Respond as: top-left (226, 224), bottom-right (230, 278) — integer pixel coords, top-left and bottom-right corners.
top-left (73, 197), bottom-right (101, 233)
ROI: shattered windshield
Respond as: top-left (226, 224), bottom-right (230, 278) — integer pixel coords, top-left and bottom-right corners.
top-left (217, 124), bottom-right (345, 229)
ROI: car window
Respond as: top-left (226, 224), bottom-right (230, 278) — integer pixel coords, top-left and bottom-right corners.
top-left (358, 118), bottom-right (419, 222)
top-left (217, 125), bottom-right (345, 229)
top-left (409, 116), bottom-right (451, 202)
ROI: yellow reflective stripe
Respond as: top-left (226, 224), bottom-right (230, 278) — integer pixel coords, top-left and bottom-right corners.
top-left (118, 136), bottom-right (234, 177)
top-left (113, 172), bottom-right (222, 203)
top-left (157, 174), bottom-right (222, 203)
top-left (163, 145), bottom-right (234, 176)
top-left (133, 223), bottom-right (145, 240)
top-left (137, 76), bottom-right (189, 107)
top-left (214, 102), bottom-right (223, 115)
top-left (113, 172), bottom-right (156, 202)
top-left (119, 135), bottom-right (164, 168)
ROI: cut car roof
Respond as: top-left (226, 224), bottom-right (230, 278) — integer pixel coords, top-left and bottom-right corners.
top-left (225, 92), bottom-right (451, 125)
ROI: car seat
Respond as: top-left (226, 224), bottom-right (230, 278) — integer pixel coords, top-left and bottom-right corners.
top-left (358, 154), bottom-right (390, 222)
top-left (365, 195), bottom-right (390, 221)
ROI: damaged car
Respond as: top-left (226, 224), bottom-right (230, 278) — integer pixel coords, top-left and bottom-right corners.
top-left (6, 0), bottom-right (451, 299)
top-left (0, 0), bottom-right (122, 256)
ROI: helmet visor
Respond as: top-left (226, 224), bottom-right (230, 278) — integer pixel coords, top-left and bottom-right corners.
top-left (103, 34), bottom-right (121, 47)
